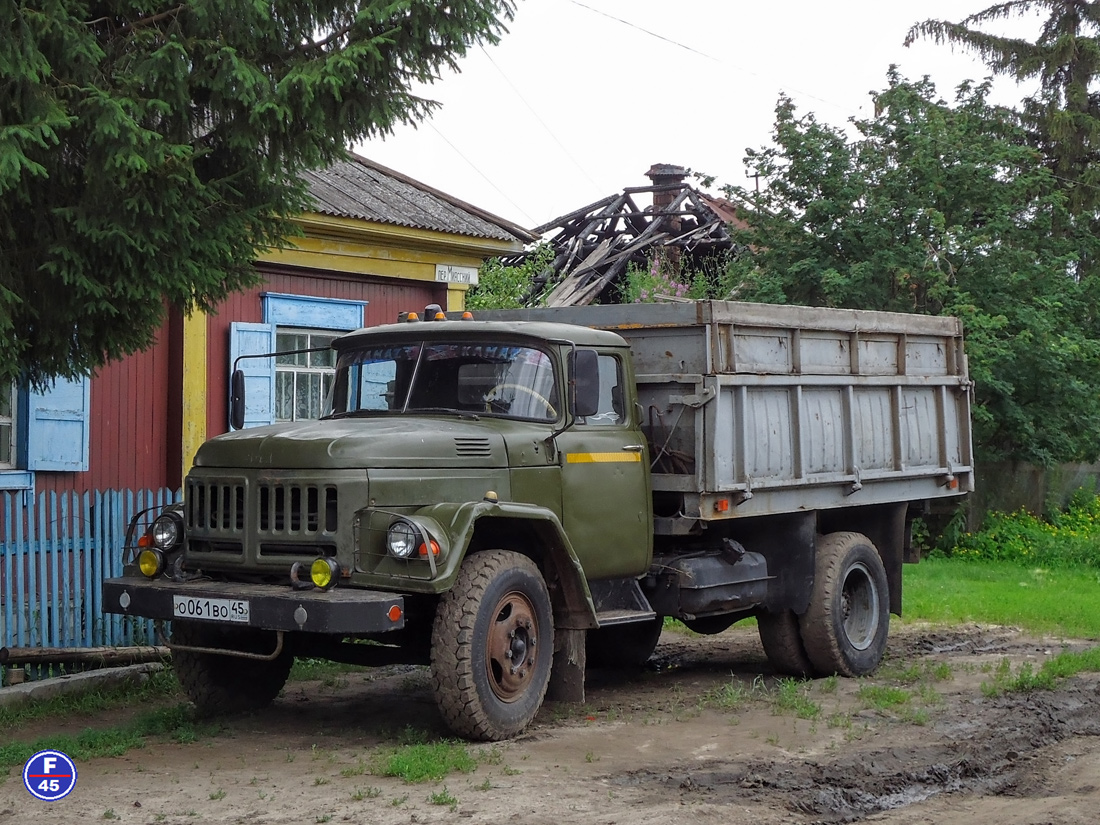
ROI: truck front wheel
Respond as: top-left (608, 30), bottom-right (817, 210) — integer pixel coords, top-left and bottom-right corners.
top-left (431, 550), bottom-right (554, 741)
top-left (798, 532), bottom-right (889, 677)
top-left (170, 622), bottom-right (293, 715)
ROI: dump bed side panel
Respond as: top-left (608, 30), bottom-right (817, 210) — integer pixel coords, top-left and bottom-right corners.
top-left (481, 302), bottom-right (973, 519)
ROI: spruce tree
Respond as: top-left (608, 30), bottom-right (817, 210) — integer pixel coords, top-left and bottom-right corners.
top-left (0, 0), bottom-right (515, 385)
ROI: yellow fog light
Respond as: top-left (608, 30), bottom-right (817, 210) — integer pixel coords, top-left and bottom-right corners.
top-left (138, 548), bottom-right (166, 579)
top-left (310, 557), bottom-right (340, 590)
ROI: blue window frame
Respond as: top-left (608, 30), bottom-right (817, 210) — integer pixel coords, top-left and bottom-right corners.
top-left (0, 376), bottom-right (92, 490)
top-left (229, 294), bottom-right (366, 428)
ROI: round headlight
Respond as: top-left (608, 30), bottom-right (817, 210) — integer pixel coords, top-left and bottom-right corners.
top-left (152, 514), bottom-right (181, 550)
top-left (310, 557), bottom-right (340, 590)
top-left (386, 520), bottom-right (418, 559)
top-left (138, 548), bottom-right (166, 579)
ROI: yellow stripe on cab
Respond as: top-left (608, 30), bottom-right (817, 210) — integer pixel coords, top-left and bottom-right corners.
top-left (565, 452), bottom-right (642, 464)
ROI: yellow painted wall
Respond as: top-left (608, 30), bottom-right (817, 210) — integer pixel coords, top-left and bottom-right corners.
top-left (180, 310), bottom-right (208, 480)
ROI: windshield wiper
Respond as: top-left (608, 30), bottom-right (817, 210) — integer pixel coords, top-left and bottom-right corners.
top-left (407, 407), bottom-right (481, 421)
top-left (324, 410), bottom-right (390, 420)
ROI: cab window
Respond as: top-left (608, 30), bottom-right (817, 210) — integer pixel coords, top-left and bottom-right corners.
top-left (579, 354), bottom-right (625, 426)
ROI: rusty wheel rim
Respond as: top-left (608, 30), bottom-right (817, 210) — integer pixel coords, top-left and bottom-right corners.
top-left (485, 590), bottom-right (539, 703)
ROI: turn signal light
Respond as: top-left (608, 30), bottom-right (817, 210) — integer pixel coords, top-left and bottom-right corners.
top-left (418, 539), bottom-right (441, 557)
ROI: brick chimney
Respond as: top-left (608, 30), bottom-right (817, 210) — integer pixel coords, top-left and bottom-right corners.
top-left (645, 164), bottom-right (688, 276)
top-left (646, 163), bottom-right (688, 211)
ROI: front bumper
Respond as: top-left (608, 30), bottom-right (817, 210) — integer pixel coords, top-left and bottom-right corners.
top-left (103, 577), bottom-right (405, 634)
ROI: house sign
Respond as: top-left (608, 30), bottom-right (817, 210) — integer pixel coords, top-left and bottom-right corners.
top-left (435, 264), bottom-right (479, 286)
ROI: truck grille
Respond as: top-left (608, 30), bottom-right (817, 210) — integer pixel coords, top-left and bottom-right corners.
top-left (189, 482), bottom-right (245, 531)
top-left (186, 480), bottom-right (338, 536)
top-left (258, 483), bottom-right (338, 533)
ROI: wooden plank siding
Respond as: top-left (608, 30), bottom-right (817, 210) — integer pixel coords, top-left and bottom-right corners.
top-left (34, 325), bottom-right (176, 496)
top-left (203, 264), bottom-right (442, 439)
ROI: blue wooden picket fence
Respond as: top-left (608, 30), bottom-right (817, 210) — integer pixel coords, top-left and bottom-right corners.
top-left (0, 488), bottom-right (181, 657)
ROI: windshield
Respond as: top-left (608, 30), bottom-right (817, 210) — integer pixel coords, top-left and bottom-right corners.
top-left (328, 340), bottom-right (559, 422)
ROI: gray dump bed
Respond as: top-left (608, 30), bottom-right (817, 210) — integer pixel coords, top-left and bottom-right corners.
top-left (483, 301), bottom-right (973, 520)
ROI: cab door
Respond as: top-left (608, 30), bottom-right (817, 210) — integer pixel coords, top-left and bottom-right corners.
top-left (557, 350), bottom-right (652, 580)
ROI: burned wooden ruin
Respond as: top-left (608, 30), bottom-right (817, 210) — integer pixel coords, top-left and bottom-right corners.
top-left (507, 164), bottom-right (746, 306)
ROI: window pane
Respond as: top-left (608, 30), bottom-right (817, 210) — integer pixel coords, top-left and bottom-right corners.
top-left (275, 372), bottom-right (294, 421)
top-left (0, 423), bottom-right (10, 464)
top-left (310, 336), bottom-right (336, 368)
top-left (309, 373), bottom-right (321, 418)
top-left (0, 385), bottom-right (10, 418)
top-left (295, 373), bottom-right (310, 420)
top-left (276, 332), bottom-right (308, 365)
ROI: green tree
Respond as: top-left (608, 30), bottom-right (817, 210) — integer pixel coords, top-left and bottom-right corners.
top-left (726, 71), bottom-right (1100, 465)
top-left (0, 0), bottom-right (515, 386)
top-left (906, 1), bottom-right (1100, 217)
top-left (467, 243), bottom-right (553, 310)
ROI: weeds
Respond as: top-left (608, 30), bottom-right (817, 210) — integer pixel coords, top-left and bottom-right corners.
top-left (0, 703), bottom-right (215, 772)
top-left (428, 785), bottom-right (458, 809)
top-left (371, 741), bottom-right (477, 783)
top-left (771, 679), bottom-right (822, 720)
top-left (0, 666), bottom-right (179, 732)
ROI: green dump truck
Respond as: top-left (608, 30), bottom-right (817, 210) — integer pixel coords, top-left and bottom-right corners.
top-left (104, 300), bottom-right (973, 740)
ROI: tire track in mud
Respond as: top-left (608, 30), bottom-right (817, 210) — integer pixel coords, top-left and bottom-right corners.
top-left (608, 676), bottom-right (1100, 822)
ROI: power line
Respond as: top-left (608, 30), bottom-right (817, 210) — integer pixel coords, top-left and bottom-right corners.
top-left (426, 122), bottom-right (539, 226)
top-left (479, 45), bottom-right (607, 199)
top-left (567, 0), bottom-right (874, 117)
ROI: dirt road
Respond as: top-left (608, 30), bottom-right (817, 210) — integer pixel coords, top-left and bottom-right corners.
top-left (3, 623), bottom-right (1100, 824)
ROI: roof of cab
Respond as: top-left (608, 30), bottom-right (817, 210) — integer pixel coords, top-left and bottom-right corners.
top-left (335, 319), bottom-right (629, 350)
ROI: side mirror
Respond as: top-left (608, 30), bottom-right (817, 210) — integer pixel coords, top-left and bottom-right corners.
top-left (230, 370), bottom-right (245, 430)
top-left (569, 349), bottom-right (600, 418)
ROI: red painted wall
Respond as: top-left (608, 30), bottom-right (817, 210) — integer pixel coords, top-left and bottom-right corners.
top-left (34, 321), bottom-right (176, 496)
top-left (33, 266), bottom-right (440, 498)
top-left (204, 265), bottom-right (443, 439)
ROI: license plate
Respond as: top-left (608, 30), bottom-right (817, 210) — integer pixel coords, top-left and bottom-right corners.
top-left (172, 595), bottom-right (250, 624)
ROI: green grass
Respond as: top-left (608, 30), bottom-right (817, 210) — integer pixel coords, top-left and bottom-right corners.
top-left (980, 647), bottom-right (1100, 696)
top-left (0, 703), bottom-right (214, 772)
top-left (370, 741), bottom-right (477, 783)
top-left (903, 557), bottom-right (1100, 637)
top-left (771, 678), bottom-right (821, 720)
top-left (0, 666), bottom-right (181, 732)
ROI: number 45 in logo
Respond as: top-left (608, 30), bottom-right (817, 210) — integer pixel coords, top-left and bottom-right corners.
top-left (23, 749), bottom-right (77, 801)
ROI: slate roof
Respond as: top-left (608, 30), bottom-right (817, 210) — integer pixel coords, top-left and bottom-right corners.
top-left (302, 154), bottom-right (535, 245)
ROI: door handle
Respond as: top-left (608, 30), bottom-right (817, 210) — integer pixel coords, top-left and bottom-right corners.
top-left (622, 445), bottom-right (644, 452)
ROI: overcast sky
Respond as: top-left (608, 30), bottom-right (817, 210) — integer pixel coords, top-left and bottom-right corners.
top-left (357, 0), bottom-right (1040, 230)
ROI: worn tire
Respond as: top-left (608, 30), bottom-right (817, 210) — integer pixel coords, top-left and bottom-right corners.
top-left (431, 550), bottom-right (554, 741)
top-left (798, 532), bottom-right (889, 677)
top-left (170, 622), bottom-right (292, 715)
top-left (587, 617), bottom-right (663, 668)
top-left (758, 610), bottom-right (815, 678)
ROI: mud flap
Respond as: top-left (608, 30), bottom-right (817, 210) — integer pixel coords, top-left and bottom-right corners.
top-left (546, 628), bottom-right (586, 703)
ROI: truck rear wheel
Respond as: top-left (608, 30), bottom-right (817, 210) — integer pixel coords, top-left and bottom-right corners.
top-left (587, 617), bottom-right (663, 667)
top-left (758, 610), bottom-right (815, 677)
top-left (798, 532), bottom-right (889, 677)
top-left (170, 622), bottom-right (293, 715)
top-left (431, 550), bottom-right (554, 741)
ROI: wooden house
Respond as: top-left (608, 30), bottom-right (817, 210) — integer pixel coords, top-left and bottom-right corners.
top-left (0, 155), bottom-right (534, 499)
